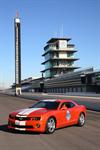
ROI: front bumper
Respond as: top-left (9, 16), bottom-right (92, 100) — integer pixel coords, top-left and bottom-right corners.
top-left (8, 118), bottom-right (45, 132)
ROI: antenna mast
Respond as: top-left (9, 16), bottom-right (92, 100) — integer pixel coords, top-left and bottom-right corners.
top-left (16, 11), bottom-right (19, 18)
top-left (61, 24), bottom-right (64, 38)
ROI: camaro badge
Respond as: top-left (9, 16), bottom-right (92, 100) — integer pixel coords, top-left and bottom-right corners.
top-left (66, 110), bottom-right (71, 120)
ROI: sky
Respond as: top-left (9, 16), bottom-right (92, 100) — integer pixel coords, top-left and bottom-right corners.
top-left (0, 0), bottom-right (100, 88)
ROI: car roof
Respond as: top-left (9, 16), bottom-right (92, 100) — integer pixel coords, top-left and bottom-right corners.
top-left (42, 99), bottom-right (74, 103)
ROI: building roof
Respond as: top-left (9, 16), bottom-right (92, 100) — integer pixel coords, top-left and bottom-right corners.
top-left (44, 67), bottom-right (94, 83)
top-left (47, 38), bottom-right (71, 44)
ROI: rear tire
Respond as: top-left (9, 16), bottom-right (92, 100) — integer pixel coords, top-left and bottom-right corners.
top-left (77, 113), bottom-right (85, 127)
top-left (45, 117), bottom-right (56, 134)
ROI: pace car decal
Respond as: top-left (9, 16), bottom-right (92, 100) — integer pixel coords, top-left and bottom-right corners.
top-left (66, 110), bottom-right (71, 120)
top-left (18, 108), bottom-right (42, 115)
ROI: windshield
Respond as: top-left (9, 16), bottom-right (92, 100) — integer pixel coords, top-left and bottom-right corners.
top-left (31, 101), bottom-right (60, 110)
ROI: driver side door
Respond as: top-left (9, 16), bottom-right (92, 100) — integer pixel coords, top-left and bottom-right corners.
top-left (57, 102), bottom-right (76, 127)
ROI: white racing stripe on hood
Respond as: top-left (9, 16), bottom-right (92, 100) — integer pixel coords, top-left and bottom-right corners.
top-left (18, 108), bottom-right (42, 116)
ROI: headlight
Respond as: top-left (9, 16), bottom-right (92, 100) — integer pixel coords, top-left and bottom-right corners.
top-left (32, 117), bottom-right (41, 121)
top-left (9, 114), bottom-right (15, 119)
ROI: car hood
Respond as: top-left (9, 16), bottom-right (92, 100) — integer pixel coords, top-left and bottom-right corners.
top-left (11, 108), bottom-right (51, 117)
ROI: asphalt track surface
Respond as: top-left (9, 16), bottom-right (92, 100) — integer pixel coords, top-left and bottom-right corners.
top-left (0, 94), bottom-right (100, 150)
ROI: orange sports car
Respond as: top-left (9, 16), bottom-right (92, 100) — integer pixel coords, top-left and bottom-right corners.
top-left (8, 99), bottom-right (86, 134)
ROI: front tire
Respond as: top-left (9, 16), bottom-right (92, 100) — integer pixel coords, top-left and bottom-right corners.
top-left (45, 117), bottom-right (56, 134)
top-left (77, 113), bottom-right (85, 127)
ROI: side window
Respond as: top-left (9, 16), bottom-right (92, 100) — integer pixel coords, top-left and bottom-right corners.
top-left (66, 102), bottom-right (75, 108)
top-left (60, 102), bottom-right (75, 109)
top-left (60, 102), bottom-right (67, 109)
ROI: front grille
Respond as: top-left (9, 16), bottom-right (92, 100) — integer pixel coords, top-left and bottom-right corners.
top-left (15, 117), bottom-right (31, 121)
top-left (9, 115), bottom-right (31, 121)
